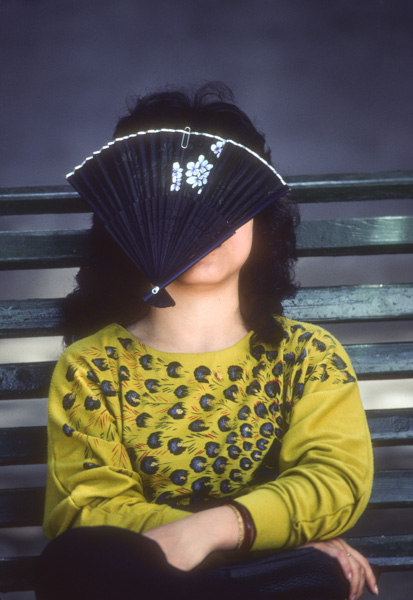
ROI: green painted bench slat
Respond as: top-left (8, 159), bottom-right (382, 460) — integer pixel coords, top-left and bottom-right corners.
top-left (344, 535), bottom-right (413, 571)
top-left (2, 215), bottom-right (412, 269)
top-left (2, 216), bottom-right (413, 270)
top-left (366, 408), bottom-right (413, 446)
top-left (1, 409), bottom-right (411, 467)
top-left (296, 216), bottom-right (413, 256)
top-left (345, 342), bottom-right (413, 380)
top-left (1, 172), bottom-right (412, 215)
top-left (370, 471), bottom-right (413, 508)
top-left (286, 171), bottom-right (413, 204)
top-left (0, 343), bottom-right (411, 402)
top-left (0, 186), bottom-right (85, 215)
top-left (0, 487), bottom-right (45, 527)
top-left (1, 285), bottom-right (412, 338)
top-left (285, 284), bottom-right (413, 323)
top-left (0, 427), bottom-right (47, 466)
top-left (0, 230), bottom-right (91, 269)
top-left (0, 298), bottom-right (65, 338)
top-left (0, 361), bottom-right (55, 400)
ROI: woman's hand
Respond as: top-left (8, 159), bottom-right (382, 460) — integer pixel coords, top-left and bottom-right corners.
top-left (301, 538), bottom-right (379, 600)
top-left (143, 505), bottom-right (239, 571)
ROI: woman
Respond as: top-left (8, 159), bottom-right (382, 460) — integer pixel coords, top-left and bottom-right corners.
top-left (36, 83), bottom-right (378, 600)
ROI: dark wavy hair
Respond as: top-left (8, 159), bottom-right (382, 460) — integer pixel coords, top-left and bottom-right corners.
top-left (63, 83), bottom-right (300, 348)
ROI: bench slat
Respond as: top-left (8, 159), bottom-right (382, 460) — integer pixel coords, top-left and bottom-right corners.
top-left (287, 171), bottom-right (413, 204)
top-left (370, 470), bottom-right (413, 508)
top-left (1, 172), bottom-right (412, 215)
top-left (1, 285), bottom-right (412, 338)
top-left (0, 185), bottom-right (85, 215)
top-left (345, 342), bottom-right (413, 380)
top-left (0, 230), bottom-right (91, 269)
top-left (1, 410), bottom-right (411, 467)
top-left (0, 361), bottom-right (55, 400)
top-left (0, 427), bottom-right (47, 466)
top-left (0, 343), bottom-right (411, 401)
top-left (0, 469), bottom-right (411, 529)
top-left (366, 408), bottom-right (413, 446)
top-left (285, 284), bottom-right (413, 323)
top-left (344, 535), bottom-right (413, 571)
top-left (0, 556), bottom-right (39, 593)
top-left (1, 215), bottom-right (412, 269)
top-left (0, 487), bottom-right (45, 527)
top-left (0, 298), bottom-right (64, 337)
top-left (297, 216), bottom-right (413, 256)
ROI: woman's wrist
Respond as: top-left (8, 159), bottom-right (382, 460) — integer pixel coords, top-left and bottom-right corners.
top-left (209, 505), bottom-right (240, 551)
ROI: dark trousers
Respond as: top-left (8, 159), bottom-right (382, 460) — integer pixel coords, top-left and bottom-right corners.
top-left (35, 526), bottom-right (349, 600)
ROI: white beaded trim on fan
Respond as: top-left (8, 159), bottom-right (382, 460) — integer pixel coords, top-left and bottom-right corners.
top-left (66, 128), bottom-right (287, 188)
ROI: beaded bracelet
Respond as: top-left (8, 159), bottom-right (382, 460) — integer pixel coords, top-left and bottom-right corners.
top-left (227, 503), bottom-right (245, 550)
top-left (225, 500), bottom-right (256, 552)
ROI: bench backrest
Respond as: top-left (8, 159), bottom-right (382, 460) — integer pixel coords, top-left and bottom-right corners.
top-left (1, 171), bottom-right (412, 593)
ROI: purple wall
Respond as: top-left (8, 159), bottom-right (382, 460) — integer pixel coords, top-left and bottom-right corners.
top-left (1, 0), bottom-right (412, 186)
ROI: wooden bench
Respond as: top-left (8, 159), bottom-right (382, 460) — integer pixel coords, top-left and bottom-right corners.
top-left (1, 172), bottom-right (412, 595)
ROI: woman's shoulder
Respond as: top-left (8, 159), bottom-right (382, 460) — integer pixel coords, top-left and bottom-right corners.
top-left (278, 316), bottom-right (333, 337)
top-left (271, 317), bottom-right (356, 383)
top-left (274, 317), bottom-right (346, 356)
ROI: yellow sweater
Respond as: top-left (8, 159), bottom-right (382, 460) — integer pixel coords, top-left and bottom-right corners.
top-left (44, 319), bottom-right (373, 551)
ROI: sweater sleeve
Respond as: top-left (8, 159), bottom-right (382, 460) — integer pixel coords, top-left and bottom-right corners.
top-left (236, 333), bottom-right (373, 552)
top-left (43, 345), bottom-right (191, 539)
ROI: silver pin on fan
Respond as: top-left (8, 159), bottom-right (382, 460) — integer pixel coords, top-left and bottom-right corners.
top-left (181, 127), bottom-right (191, 149)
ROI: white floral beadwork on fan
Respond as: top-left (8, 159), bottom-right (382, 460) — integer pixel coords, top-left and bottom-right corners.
top-left (171, 147), bottom-right (216, 194)
top-left (170, 162), bottom-right (183, 191)
top-left (186, 155), bottom-right (213, 193)
top-left (211, 140), bottom-right (225, 157)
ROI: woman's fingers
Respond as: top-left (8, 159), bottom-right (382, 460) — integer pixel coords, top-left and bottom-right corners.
top-left (325, 544), bottom-right (363, 599)
top-left (301, 538), bottom-right (378, 600)
top-left (347, 552), bottom-right (365, 600)
top-left (338, 542), bottom-right (379, 597)
top-left (331, 546), bottom-right (354, 584)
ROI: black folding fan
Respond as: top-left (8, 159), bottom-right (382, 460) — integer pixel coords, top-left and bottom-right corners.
top-left (66, 128), bottom-right (289, 307)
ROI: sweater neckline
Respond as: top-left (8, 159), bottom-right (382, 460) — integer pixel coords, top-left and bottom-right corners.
top-left (111, 323), bottom-right (254, 360)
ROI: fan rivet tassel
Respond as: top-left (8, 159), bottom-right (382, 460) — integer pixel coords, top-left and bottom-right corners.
top-left (151, 286), bottom-right (160, 295)
top-left (181, 127), bottom-right (191, 149)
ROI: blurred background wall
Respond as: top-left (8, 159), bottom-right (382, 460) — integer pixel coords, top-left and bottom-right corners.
top-left (1, 0), bottom-right (413, 184)
top-left (0, 1), bottom-right (412, 598)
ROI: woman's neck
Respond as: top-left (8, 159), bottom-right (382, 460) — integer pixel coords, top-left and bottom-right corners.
top-left (127, 280), bottom-right (249, 353)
